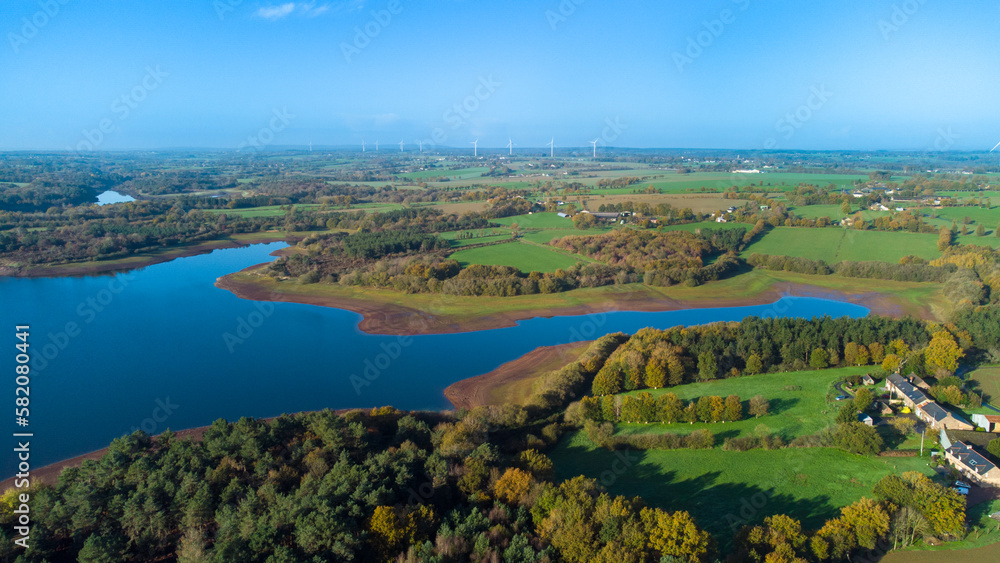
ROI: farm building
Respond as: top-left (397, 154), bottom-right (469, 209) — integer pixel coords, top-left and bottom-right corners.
top-left (857, 413), bottom-right (875, 426)
top-left (944, 441), bottom-right (1000, 487)
top-left (862, 374), bottom-right (875, 386)
top-left (972, 413), bottom-right (1000, 432)
top-left (556, 212), bottom-right (569, 218)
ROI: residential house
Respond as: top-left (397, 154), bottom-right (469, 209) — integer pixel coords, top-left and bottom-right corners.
top-left (886, 373), bottom-right (931, 409)
top-left (858, 413), bottom-right (875, 426)
top-left (862, 374), bottom-right (876, 386)
top-left (916, 401), bottom-right (974, 431)
top-left (945, 441), bottom-right (1000, 487)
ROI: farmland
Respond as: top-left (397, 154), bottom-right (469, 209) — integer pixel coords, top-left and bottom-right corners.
top-left (742, 227), bottom-right (943, 263)
top-left (449, 240), bottom-right (587, 272)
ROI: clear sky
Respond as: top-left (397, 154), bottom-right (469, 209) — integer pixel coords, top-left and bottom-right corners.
top-left (2, 0), bottom-right (999, 151)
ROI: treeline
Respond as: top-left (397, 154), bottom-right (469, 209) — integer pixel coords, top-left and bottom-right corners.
top-left (0, 408), bottom-right (717, 562)
top-left (578, 392), bottom-right (760, 424)
top-left (586, 317), bottom-right (936, 396)
top-left (736, 473), bottom-right (965, 561)
top-left (747, 253), bottom-right (957, 282)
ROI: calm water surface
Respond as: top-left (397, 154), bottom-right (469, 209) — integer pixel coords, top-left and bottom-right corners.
top-left (0, 243), bottom-right (869, 476)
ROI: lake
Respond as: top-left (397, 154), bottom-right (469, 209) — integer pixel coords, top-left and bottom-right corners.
top-left (0, 242), bottom-right (869, 476)
top-left (96, 190), bottom-right (136, 205)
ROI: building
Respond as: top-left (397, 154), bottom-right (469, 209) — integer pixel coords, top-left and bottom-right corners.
top-left (972, 413), bottom-right (1000, 432)
top-left (862, 374), bottom-right (876, 386)
top-left (858, 413), bottom-right (875, 426)
top-left (916, 401), bottom-right (973, 431)
top-left (556, 212), bottom-right (569, 218)
top-left (715, 215), bottom-right (728, 223)
top-left (886, 373), bottom-right (931, 408)
top-left (910, 375), bottom-right (931, 391)
top-left (944, 441), bottom-right (1000, 487)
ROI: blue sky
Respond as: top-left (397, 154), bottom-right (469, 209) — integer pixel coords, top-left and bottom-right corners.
top-left (2, 0), bottom-right (999, 151)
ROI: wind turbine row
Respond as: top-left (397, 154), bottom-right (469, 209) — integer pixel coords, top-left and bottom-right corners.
top-left (357, 137), bottom-right (603, 158)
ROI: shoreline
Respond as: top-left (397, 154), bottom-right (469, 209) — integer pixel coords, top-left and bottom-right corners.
top-left (0, 235), bottom-right (294, 278)
top-left (217, 269), bottom-right (914, 336)
top-left (444, 341), bottom-right (589, 409)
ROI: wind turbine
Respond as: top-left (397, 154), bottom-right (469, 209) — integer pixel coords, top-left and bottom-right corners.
top-left (507, 138), bottom-right (515, 156)
top-left (362, 140), bottom-right (365, 153)
top-left (590, 139), bottom-right (599, 158)
top-left (418, 140), bottom-right (423, 153)
top-left (471, 138), bottom-right (478, 157)
top-left (548, 138), bottom-right (554, 158)
top-left (376, 140), bottom-right (379, 152)
top-left (399, 139), bottom-right (405, 152)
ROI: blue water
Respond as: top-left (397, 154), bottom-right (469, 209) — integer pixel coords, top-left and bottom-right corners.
top-left (96, 190), bottom-right (136, 205)
top-left (0, 243), bottom-right (868, 476)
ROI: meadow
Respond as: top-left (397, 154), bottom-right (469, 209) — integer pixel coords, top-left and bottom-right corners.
top-left (742, 227), bottom-right (943, 263)
top-left (550, 434), bottom-right (935, 547)
top-left (449, 240), bottom-right (586, 272)
top-left (614, 366), bottom-right (871, 442)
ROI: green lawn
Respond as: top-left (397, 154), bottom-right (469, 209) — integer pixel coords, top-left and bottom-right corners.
top-left (449, 240), bottom-right (585, 273)
top-left (743, 227), bottom-right (943, 263)
top-left (614, 366), bottom-right (871, 442)
top-left (550, 434), bottom-right (936, 548)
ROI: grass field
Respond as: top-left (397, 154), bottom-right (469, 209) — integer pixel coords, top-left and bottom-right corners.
top-left (614, 366), bottom-right (871, 442)
top-left (492, 212), bottom-right (574, 229)
top-left (549, 434), bottom-right (935, 548)
top-left (743, 227), bottom-right (943, 263)
top-left (522, 227), bottom-right (613, 244)
top-left (968, 367), bottom-right (1000, 407)
top-left (449, 240), bottom-right (585, 272)
top-left (790, 204), bottom-right (891, 222)
top-left (659, 221), bottom-right (754, 233)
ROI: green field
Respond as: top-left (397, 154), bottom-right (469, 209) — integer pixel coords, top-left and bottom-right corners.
top-left (493, 212), bottom-right (574, 229)
top-left (968, 367), bottom-right (1000, 407)
top-left (398, 166), bottom-right (489, 180)
top-left (522, 227), bottom-right (613, 244)
top-left (449, 240), bottom-right (585, 272)
top-left (614, 366), bottom-right (871, 442)
top-left (550, 435), bottom-right (935, 547)
top-left (743, 227), bottom-right (943, 263)
top-left (659, 221), bottom-right (754, 233)
top-left (203, 204), bottom-right (320, 217)
top-left (790, 203), bottom-right (890, 222)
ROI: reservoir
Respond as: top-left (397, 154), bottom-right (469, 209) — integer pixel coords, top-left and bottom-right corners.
top-left (0, 242), bottom-right (869, 476)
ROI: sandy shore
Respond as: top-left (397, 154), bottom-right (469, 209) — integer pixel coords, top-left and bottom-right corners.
top-left (217, 270), bottom-right (911, 336)
top-left (444, 341), bottom-right (588, 409)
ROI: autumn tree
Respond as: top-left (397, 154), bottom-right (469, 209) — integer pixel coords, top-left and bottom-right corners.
top-left (749, 395), bottom-right (770, 418)
top-left (745, 352), bottom-right (763, 376)
top-left (724, 395), bottom-right (743, 422)
top-left (810, 347), bottom-right (829, 369)
top-left (868, 342), bottom-right (885, 363)
top-left (924, 330), bottom-right (964, 374)
top-left (493, 468), bottom-right (534, 505)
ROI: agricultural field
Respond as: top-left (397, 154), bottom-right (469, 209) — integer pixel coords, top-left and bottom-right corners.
top-left (397, 166), bottom-right (490, 180)
top-left (614, 366), bottom-right (871, 442)
top-left (449, 240), bottom-right (587, 273)
top-left (522, 227), bottom-right (613, 244)
top-left (742, 227), bottom-right (943, 263)
top-left (550, 434), bottom-right (935, 547)
top-left (920, 205), bottom-right (1000, 231)
top-left (790, 203), bottom-right (891, 222)
top-left (659, 221), bottom-right (754, 233)
top-left (203, 204), bottom-right (321, 217)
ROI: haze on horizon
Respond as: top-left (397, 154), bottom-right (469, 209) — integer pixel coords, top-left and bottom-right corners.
top-left (2, 0), bottom-right (999, 152)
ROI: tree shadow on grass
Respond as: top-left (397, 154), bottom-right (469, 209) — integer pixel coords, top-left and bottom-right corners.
top-left (552, 439), bottom-right (841, 555)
